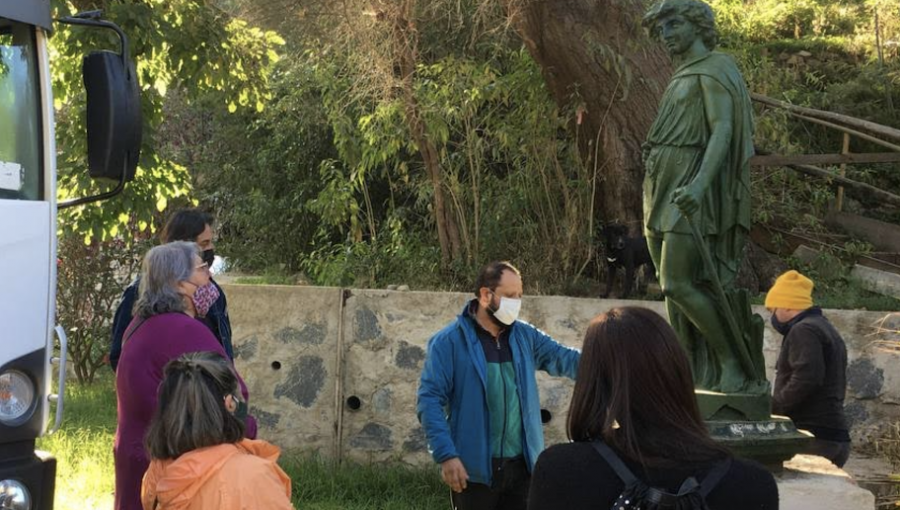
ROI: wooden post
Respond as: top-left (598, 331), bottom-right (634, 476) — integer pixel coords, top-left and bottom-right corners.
top-left (836, 133), bottom-right (850, 212)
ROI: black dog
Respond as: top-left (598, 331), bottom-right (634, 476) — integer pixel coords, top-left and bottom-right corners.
top-left (600, 224), bottom-right (653, 299)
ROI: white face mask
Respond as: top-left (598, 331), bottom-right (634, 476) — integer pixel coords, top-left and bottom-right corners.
top-left (491, 295), bottom-right (522, 325)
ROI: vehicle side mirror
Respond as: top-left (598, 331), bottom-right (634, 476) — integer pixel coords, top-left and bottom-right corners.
top-left (57, 11), bottom-right (142, 209)
top-left (83, 50), bottom-right (141, 182)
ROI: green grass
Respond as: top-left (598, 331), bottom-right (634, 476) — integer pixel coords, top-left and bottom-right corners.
top-left (283, 456), bottom-right (446, 509)
top-left (36, 372), bottom-right (117, 510)
top-left (35, 374), bottom-right (447, 510)
top-left (232, 275), bottom-right (299, 285)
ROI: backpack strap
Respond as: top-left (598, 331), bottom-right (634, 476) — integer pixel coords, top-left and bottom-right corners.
top-left (698, 457), bottom-right (732, 498)
top-left (592, 441), bottom-right (733, 507)
top-left (591, 441), bottom-right (639, 487)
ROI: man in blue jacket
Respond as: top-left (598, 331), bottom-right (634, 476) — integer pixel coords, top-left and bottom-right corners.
top-left (109, 208), bottom-right (233, 371)
top-left (417, 261), bottom-right (580, 510)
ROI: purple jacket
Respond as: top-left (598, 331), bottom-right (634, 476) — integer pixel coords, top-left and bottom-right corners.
top-left (113, 312), bottom-right (257, 510)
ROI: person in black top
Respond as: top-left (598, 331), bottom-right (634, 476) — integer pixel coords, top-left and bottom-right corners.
top-left (109, 209), bottom-right (233, 371)
top-left (528, 307), bottom-right (778, 510)
top-left (766, 270), bottom-right (850, 467)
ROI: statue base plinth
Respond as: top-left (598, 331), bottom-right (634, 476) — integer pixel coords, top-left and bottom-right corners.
top-left (697, 390), bottom-right (813, 471)
top-left (696, 389), bottom-right (771, 421)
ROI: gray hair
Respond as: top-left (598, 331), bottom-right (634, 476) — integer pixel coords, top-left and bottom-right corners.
top-left (133, 241), bottom-right (198, 319)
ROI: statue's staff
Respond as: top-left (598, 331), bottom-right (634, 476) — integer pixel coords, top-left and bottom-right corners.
top-left (682, 210), bottom-right (759, 382)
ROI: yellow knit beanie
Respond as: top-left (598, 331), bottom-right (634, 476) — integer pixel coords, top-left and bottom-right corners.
top-left (765, 270), bottom-right (814, 310)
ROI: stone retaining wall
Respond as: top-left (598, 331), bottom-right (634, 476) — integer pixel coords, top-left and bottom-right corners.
top-left (223, 284), bottom-right (900, 463)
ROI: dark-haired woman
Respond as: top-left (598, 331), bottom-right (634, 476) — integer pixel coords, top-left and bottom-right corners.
top-left (142, 352), bottom-right (293, 510)
top-left (527, 307), bottom-right (778, 510)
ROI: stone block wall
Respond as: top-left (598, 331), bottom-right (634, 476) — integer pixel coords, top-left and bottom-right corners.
top-left (223, 284), bottom-right (900, 463)
top-left (226, 285), bottom-right (344, 457)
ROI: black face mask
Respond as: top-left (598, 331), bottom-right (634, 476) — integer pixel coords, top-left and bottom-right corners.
top-left (201, 249), bottom-right (215, 267)
top-left (771, 307), bottom-right (822, 336)
top-left (770, 314), bottom-right (791, 336)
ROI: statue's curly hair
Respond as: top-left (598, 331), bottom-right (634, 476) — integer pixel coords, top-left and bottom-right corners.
top-left (642, 0), bottom-right (718, 51)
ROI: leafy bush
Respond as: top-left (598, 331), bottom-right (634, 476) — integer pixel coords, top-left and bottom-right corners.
top-left (56, 232), bottom-right (149, 383)
top-left (191, 58), bottom-right (338, 274)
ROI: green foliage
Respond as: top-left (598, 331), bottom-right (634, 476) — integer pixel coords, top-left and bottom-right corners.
top-left (55, 230), bottom-right (149, 383)
top-left (712, 0), bottom-right (900, 283)
top-left (191, 57), bottom-right (338, 272)
top-left (295, 47), bottom-right (596, 291)
top-left (711, 0), bottom-right (872, 44)
top-left (50, 0), bottom-right (283, 240)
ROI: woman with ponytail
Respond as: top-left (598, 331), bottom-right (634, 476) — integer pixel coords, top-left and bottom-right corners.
top-left (141, 352), bottom-right (293, 510)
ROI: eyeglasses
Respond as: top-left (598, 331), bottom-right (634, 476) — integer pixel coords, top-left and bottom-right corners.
top-left (194, 262), bottom-right (210, 272)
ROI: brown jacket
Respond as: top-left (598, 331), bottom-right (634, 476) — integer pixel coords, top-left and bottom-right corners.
top-left (141, 439), bottom-right (294, 510)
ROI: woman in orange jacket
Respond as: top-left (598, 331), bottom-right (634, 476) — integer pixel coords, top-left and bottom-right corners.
top-left (141, 352), bottom-right (294, 510)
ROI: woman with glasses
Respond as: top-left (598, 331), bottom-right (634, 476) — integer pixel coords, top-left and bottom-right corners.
top-left (114, 241), bottom-right (257, 510)
top-left (141, 352), bottom-right (293, 510)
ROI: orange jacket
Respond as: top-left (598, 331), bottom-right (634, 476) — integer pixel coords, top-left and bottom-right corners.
top-left (141, 439), bottom-right (294, 510)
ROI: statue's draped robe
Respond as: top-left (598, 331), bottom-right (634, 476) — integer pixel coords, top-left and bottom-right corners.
top-left (643, 51), bottom-right (755, 389)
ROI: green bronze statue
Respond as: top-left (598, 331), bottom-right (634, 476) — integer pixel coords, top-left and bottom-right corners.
top-left (642, 0), bottom-right (768, 396)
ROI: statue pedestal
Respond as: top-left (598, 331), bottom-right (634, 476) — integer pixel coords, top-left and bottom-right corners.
top-left (697, 390), bottom-right (812, 471)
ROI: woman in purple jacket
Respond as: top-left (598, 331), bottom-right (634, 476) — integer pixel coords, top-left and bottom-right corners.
top-left (114, 241), bottom-right (257, 510)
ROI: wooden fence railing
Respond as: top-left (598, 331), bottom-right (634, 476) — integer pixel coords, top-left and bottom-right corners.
top-left (749, 94), bottom-right (900, 208)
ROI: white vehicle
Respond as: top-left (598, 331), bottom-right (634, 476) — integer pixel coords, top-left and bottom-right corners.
top-left (1, 3), bottom-right (140, 509)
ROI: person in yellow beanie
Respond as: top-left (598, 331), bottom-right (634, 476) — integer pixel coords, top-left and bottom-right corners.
top-left (766, 270), bottom-right (850, 467)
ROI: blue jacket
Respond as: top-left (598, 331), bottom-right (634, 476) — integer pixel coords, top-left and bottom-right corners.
top-left (416, 301), bottom-right (580, 485)
top-left (109, 277), bottom-right (233, 371)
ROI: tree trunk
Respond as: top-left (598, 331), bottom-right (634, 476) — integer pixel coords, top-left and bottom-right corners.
top-left (390, 0), bottom-right (463, 264)
top-left (501, 0), bottom-right (671, 233)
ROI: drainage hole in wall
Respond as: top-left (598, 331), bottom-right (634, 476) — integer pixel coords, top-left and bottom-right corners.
top-left (346, 396), bottom-right (362, 410)
top-left (271, 361), bottom-right (282, 370)
top-left (540, 409), bottom-right (552, 424)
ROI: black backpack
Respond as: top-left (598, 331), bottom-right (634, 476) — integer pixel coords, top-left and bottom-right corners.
top-left (592, 442), bottom-right (732, 510)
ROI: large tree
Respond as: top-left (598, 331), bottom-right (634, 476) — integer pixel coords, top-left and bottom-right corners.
top-left (233, 0), bottom-right (671, 271)
top-left (502, 0), bottom-right (671, 231)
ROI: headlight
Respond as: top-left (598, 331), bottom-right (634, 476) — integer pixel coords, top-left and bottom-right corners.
top-left (0, 479), bottom-right (32, 510)
top-left (0, 371), bottom-right (35, 426)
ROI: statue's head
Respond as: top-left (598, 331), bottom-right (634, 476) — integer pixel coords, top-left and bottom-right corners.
top-left (643, 0), bottom-right (718, 54)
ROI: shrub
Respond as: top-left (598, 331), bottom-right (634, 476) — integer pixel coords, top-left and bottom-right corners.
top-left (56, 232), bottom-right (149, 383)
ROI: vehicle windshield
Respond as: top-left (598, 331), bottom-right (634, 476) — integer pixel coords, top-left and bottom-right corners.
top-left (0, 19), bottom-right (42, 201)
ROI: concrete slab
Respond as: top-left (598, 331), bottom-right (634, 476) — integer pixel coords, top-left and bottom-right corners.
top-left (778, 455), bottom-right (875, 510)
top-left (850, 264), bottom-right (900, 299)
top-left (224, 284), bottom-right (344, 456)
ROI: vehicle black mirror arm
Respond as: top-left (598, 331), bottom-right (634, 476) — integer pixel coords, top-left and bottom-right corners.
top-left (56, 11), bottom-right (130, 64)
top-left (57, 162), bottom-right (127, 209)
